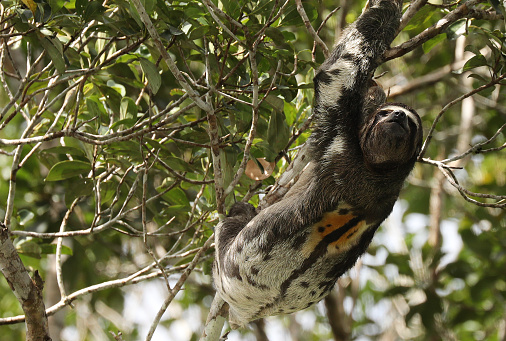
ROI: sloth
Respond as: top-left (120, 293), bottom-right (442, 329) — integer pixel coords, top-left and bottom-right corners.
top-left (213, 0), bottom-right (423, 328)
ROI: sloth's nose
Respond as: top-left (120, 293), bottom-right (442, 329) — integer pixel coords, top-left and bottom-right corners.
top-left (393, 110), bottom-right (405, 119)
top-left (390, 110), bottom-right (406, 124)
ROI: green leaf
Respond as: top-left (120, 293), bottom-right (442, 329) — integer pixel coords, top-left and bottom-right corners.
top-left (142, 0), bottom-right (156, 13)
top-left (17, 209), bottom-right (34, 226)
top-left (66, 178), bottom-right (93, 207)
top-left (97, 85), bottom-right (123, 114)
top-left (37, 36), bottom-right (66, 73)
top-left (404, 6), bottom-right (437, 31)
top-left (488, 0), bottom-right (504, 14)
top-left (446, 19), bottom-right (467, 40)
top-left (75, 0), bottom-right (87, 15)
top-left (84, 1), bottom-right (105, 21)
top-left (39, 244), bottom-right (73, 255)
top-left (86, 97), bottom-right (107, 123)
top-left (16, 240), bottom-right (42, 259)
top-left (41, 146), bottom-right (85, 157)
top-left (63, 137), bottom-right (94, 162)
top-left (281, 2), bottom-right (317, 26)
top-left (267, 109), bottom-right (290, 153)
top-left (254, 141), bottom-right (277, 162)
top-left (129, 1), bottom-right (144, 28)
top-left (164, 156), bottom-right (196, 172)
top-left (283, 102), bottom-right (297, 126)
top-left (165, 187), bottom-right (189, 206)
top-left (21, 0), bottom-right (37, 14)
top-left (423, 34), bottom-right (445, 53)
top-left (120, 97), bottom-right (138, 120)
top-left (281, 31), bottom-right (296, 42)
top-left (48, 0), bottom-right (66, 12)
top-left (467, 73), bottom-right (488, 83)
top-left (264, 94), bottom-right (285, 112)
top-left (463, 54), bottom-right (488, 71)
top-left (465, 44), bottom-right (481, 55)
top-left (46, 160), bottom-right (92, 181)
top-left (139, 58), bottom-right (161, 95)
top-left (265, 27), bottom-right (287, 46)
top-left (221, 0), bottom-right (241, 18)
top-left (100, 180), bottom-right (118, 204)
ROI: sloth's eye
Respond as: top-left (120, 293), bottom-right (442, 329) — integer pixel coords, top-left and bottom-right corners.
top-left (378, 110), bottom-right (389, 116)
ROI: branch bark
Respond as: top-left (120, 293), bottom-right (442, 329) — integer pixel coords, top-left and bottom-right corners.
top-left (324, 289), bottom-right (350, 341)
top-left (146, 234), bottom-right (215, 341)
top-left (0, 222), bottom-right (51, 340)
top-left (386, 59), bottom-right (467, 98)
top-left (384, 0), bottom-right (494, 61)
top-left (420, 71), bottom-right (506, 158)
top-left (295, 0), bottom-right (329, 58)
top-left (398, 0), bottom-right (428, 33)
top-left (130, 0), bottom-right (212, 113)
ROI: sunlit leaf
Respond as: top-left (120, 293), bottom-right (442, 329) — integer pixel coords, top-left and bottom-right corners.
top-left (21, 0), bottom-right (37, 14)
top-left (423, 34), bottom-right (445, 53)
top-left (48, 0), bottom-right (66, 12)
top-left (16, 240), bottom-right (42, 259)
top-left (463, 54), bottom-right (488, 71)
top-left (404, 6), bottom-right (437, 31)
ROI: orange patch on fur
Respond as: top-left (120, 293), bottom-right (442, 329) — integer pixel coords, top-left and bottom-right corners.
top-left (301, 211), bottom-right (363, 257)
top-left (329, 220), bottom-right (365, 248)
top-left (316, 212), bottom-right (354, 236)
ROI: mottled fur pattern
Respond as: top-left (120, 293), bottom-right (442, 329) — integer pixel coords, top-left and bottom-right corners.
top-left (213, 0), bottom-right (423, 328)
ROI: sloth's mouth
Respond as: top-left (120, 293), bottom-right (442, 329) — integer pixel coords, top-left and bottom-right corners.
top-left (385, 120), bottom-right (408, 133)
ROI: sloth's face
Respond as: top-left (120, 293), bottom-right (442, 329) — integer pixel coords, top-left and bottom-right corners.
top-left (361, 104), bottom-right (422, 169)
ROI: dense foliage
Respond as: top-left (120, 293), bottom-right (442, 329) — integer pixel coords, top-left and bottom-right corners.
top-left (0, 0), bottom-right (504, 340)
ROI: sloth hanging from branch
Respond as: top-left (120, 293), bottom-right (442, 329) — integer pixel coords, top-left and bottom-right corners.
top-left (213, 0), bottom-right (423, 329)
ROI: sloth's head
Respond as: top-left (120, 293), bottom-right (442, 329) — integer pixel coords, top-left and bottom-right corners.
top-left (360, 103), bottom-right (423, 170)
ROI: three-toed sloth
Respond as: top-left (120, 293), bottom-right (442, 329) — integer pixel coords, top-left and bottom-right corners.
top-left (213, 0), bottom-right (423, 328)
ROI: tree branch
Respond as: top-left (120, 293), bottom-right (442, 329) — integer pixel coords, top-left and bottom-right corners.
top-left (398, 0), bottom-right (428, 33)
top-left (0, 222), bottom-right (51, 340)
top-left (295, 0), bottom-right (329, 58)
top-left (384, 0), bottom-right (490, 61)
top-left (145, 234), bottom-right (215, 341)
top-left (130, 0), bottom-right (212, 113)
top-left (421, 158), bottom-right (506, 208)
top-left (420, 72), bottom-right (506, 158)
top-left (386, 60), bottom-right (465, 98)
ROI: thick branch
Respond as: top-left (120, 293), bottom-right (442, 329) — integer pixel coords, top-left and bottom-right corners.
top-left (0, 252), bottom-right (211, 326)
top-left (386, 59), bottom-right (467, 98)
top-left (385, 0), bottom-right (492, 61)
top-left (0, 222), bottom-right (51, 340)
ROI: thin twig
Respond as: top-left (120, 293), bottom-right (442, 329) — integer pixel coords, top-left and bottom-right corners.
top-left (385, 0), bottom-right (488, 61)
top-left (130, 0), bottom-right (212, 113)
top-left (145, 234), bottom-right (215, 341)
top-left (295, 0), bottom-right (329, 58)
top-left (419, 72), bottom-right (506, 158)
